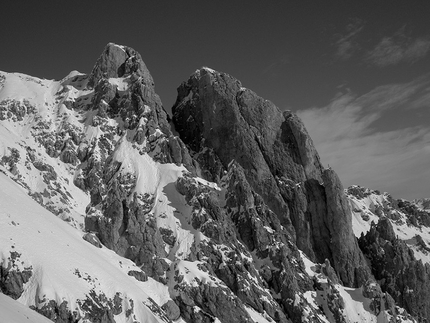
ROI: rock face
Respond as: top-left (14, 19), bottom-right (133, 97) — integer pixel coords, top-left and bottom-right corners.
top-left (0, 251), bottom-right (33, 300)
top-left (83, 59), bottom-right (370, 321)
top-left (86, 43), bottom-right (188, 162)
top-left (359, 218), bottom-right (430, 321)
top-left (172, 67), bottom-right (369, 288)
top-left (88, 43), bottom-right (153, 90)
top-left (82, 43), bottom-right (193, 278)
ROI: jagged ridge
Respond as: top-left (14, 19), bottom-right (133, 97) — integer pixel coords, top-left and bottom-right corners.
top-left (172, 67), bottom-right (370, 288)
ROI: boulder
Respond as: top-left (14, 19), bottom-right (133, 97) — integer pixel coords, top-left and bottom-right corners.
top-left (127, 270), bottom-right (148, 282)
top-left (161, 300), bottom-right (181, 321)
top-left (82, 232), bottom-right (102, 248)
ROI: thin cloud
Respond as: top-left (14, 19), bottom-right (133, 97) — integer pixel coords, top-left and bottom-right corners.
top-left (334, 18), bottom-right (365, 60)
top-left (262, 55), bottom-right (290, 76)
top-left (408, 91), bottom-right (430, 109)
top-left (354, 82), bottom-right (421, 113)
top-left (366, 28), bottom-right (430, 67)
top-left (336, 41), bottom-right (357, 61)
top-left (297, 77), bottom-right (430, 199)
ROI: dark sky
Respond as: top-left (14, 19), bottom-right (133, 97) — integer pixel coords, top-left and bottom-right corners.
top-left (2, 1), bottom-right (430, 199)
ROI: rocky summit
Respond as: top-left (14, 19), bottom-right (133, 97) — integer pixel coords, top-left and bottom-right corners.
top-left (0, 43), bottom-right (429, 323)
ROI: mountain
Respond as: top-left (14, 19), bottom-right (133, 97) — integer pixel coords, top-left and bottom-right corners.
top-left (0, 42), bottom-right (428, 322)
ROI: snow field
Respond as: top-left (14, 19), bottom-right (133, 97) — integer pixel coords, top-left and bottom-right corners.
top-left (0, 172), bottom-right (168, 323)
top-left (0, 293), bottom-right (53, 323)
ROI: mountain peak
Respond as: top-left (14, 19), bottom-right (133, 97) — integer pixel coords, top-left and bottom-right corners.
top-left (195, 66), bottom-right (217, 75)
top-left (88, 43), bottom-right (154, 88)
top-left (172, 67), bottom-right (370, 288)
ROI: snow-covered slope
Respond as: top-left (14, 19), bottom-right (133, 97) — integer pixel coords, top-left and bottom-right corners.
top-left (0, 171), bottom-right (173, 322)
top-left (347, 185), bottom-right (430, 264)
top-left (0, 292), bottom-right (53, 323)
top-left (0, 70), bottom-right (93, 228)
top-left (0, 67), bottom-right (277, 322)
top-left (0, 67), bottom-right (212, 322)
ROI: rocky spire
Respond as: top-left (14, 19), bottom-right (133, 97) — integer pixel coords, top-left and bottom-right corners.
top-left (88, 42), bottom-right (154, 89)
top-left (82, 43), bottom-right (194, 276)
top-left (172, 67), bottom-right (370, 287)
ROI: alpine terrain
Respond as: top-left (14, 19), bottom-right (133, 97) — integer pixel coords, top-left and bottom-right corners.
top-left (0, 43), bottom-right (429, 323)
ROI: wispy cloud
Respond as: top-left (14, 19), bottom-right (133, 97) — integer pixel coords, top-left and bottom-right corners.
top-left (408, 91), bottom-right (430, 109)
top-left (334, 18), bottom-right (365, 60)
top-left (297, 76), bottom-right (430, 199)
top-left (262, 55), bottom-right (290, 76)
top-left (366, 28), bottom-right (430, 67)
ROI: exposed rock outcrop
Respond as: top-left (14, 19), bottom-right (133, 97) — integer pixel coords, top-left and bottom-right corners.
top-left (359, 217), bottom-right (430, 321)
top-left (172, 67), bottom-right (370, 287)
top-left (0, 251), bottom-right (32, 300)
top-left (82, 232), bottom-right (102, 248)
top-left (171, 172), bottom-right (294, 322)
top-left (161, 300), bottom-right (180, 321)
top-left (31, 301), bottom-right (80, 323)
top-left (88, 43), bottom-right (152, 90)
top-left (82, 43), bottom-right (194, 279)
